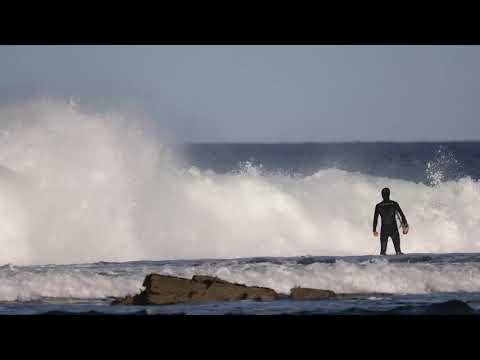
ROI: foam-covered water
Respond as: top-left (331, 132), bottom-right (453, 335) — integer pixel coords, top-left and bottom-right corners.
top-left (2, 254), bottom-right (480, 301)
top-left (1, 99), bottom-right (480, 314)
top-left (2, 255), bottom-right (480, 314)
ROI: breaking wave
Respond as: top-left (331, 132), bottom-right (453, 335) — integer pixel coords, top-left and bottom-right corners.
top-left (0, 100), bottom-right (480, 265)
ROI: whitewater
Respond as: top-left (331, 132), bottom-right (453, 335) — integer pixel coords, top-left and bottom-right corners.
top-left (2, 254), bottom-right (480, 302)
top-left (1, 99), bottom-right (480, 313)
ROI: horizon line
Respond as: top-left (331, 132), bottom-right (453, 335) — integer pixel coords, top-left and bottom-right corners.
top-left (170, 140), bottom-right (480, 145)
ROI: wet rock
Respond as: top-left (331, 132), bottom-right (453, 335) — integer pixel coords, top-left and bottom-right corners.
top-left (290, 287), bottom-right (336, 300)
top-left (426, 300), bottom-right (475, 315)
top-left (112, 274), bottom-right (279, 305)
top-left (111, 295), bottom-right (135, 305)
top-left (191, 275), bottom-right (230, 286)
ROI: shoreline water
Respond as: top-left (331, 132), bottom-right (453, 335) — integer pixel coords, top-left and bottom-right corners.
top-left (1, 253), bottom-right (480, 314)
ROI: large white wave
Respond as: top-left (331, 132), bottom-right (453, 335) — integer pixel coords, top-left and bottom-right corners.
top-left (0, 100), bottom-right (480, 265)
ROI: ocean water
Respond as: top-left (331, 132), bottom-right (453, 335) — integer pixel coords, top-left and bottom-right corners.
top-left (1, 100), bottom-right (480, 315)
top-left (2, 255), bottom-right (480, 315)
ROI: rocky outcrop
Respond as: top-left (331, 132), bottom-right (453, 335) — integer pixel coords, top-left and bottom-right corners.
top-left (289, 287), bottom-right (336, 300)
top-left (112, 273), bottom-right (338, 306)
top-left (112, 274), bottom-right (279, 305)
top-left (426, 300), bottom-right (475, 315)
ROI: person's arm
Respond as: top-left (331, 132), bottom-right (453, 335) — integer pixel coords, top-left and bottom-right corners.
top-left (395, 202), bottom-right (408, 226)
top-left (373, 205), bottom-right (379, 233)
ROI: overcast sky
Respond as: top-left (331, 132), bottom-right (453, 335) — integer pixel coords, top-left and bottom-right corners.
top-left (0, 45), bottom-right (479, 142)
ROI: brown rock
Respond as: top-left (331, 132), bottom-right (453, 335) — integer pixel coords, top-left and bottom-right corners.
top-left (112, 274), bottom-right (279, 305)
top-left (111, 295), bottom-right (134, 305)
top-left (137, 274), bottom-right (208, 305)
top-left (290, 287), bottom-right (336, 300)
top-left (192, 275), bottom-right (231, 286)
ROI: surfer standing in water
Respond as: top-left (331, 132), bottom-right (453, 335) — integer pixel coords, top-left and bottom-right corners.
top-left (373, 187), bottom-right (409, 255)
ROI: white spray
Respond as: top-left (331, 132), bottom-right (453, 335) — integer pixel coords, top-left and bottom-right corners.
top-left (0, 100), bottom-right (479, 266)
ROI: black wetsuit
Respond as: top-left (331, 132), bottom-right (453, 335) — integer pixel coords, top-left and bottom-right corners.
top-left (373, 199), bottom-right (408, 255)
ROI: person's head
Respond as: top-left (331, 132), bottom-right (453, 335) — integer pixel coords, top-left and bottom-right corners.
top-left (381, 187), bottom-right (390, 200)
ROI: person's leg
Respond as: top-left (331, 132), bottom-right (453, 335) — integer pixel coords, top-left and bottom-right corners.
top-left (392, 228), bottom-right (403, 254)
top-left (380, 228), bottom-right (388, 255)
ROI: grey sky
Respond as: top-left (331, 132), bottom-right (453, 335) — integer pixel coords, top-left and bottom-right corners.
top-left (0, 45), bottom-right (479, 142)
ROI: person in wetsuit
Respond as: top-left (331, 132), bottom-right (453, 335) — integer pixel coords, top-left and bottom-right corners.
top-left (373, 187), bottom-right (408, 255)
